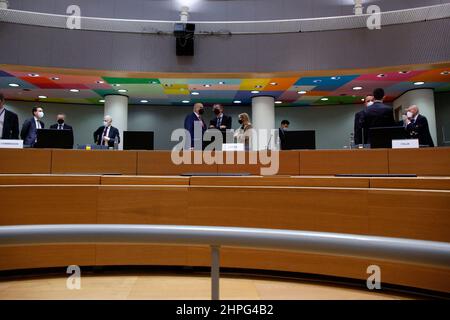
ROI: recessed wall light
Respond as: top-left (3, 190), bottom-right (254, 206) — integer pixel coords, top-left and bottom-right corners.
top-left (321, 97), bottom-right (329, 101)
top-left (118, 89), bottom-right (128, 93)
top-left (38, 95), bottom-right (47, 99)
top-left (70, 89), bottom-right (80, 92)
top-left (140, 100), bottom-right (149, 103)
top-left (353, 86), bottom-right (363, 91)
top-left (28, 73), bottom-right (39, 77)
top-left (414, 81), bottom-right (425, 86)
top-left (233, 100), bottom-right (242, 104)
top-left (8, 83), bottom-right (20, 87)
top-left (99, 99), bottom-right (105, 103)
top-left (297, 90), bottom-right (307, 95)
top-left (182, 100), bottom-right (190, 103)
top-left (191, 92), bottom-right (200, 95)
top-left (251, 90), bottom-right (260, 94)
top-left (275, 101), bottom-right (282, 104)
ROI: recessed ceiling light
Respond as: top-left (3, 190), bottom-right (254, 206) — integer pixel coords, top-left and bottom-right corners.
top-left (150, 81), bottom-right (159, 84)
top-left (218, 81), bottom-right (225, 85)
top-left (313, 80), bottom-right (322, 84)
top-left (28, 73), bottom-right (39, 77)
top-left (353, 86), bottom-right (363, 91)
top-left (275, 101), bottom-right (282, 104)
top-left (440, 71), bottom-right (449, 75)
top-left (270, 82), bottom-right (278, 86)
top-left (361, 98), bottom-right (365, 101)
top-left (191, 92), bottom-right (200, 95)
top-left (377, 74), bottom-right (386, 78)
top-left (255, 85), bottom-right (263, 89)
top-left (204, 84), bottom-right (211, 88)
top-left (414, 81), bottom-right (425, 86)
top-left (99, 99), bottom-right (105, 103)
top-left (38, 95), bottom-right (47, 99)
top-left (331, 76), bottom-right (340, 80)
top-left (399, 71), bottom-right (410, 74)
top-left (233, 100), bottom-right (242, 104)
top-left (96, 80), bottom-right (104, 84)
top-left (297, 90), bottom-right (307, 95)
top-left (112, 84), bottom-right (121, 87)
top-left (321, 97), bottom-right (329, 101)
top-left (140, 100), bottom-right (149, 103)
top-left (8, 83), bottom-right (20, 87)
top-left (51, 77), bottom-right (60, 81)
top-left (118, 89), bottom-right (128, 93)
top-left (251, 90), bottom-right (260, 94)
top-left (182, 100), bottom-right (190, 103)
top-left (69, 89), bottom-right (80, 92)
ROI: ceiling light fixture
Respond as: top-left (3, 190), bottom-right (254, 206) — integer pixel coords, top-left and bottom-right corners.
top-left (182, 100), bottom-right (190, 103)
top-left (8, 83), bottom-right (20, 87)
top-left (118, 89), bottom-right (128, 93)
top-left (218, 81), bottom-right (225, 85)
top-left (96, 80), bottom-right (104, 84)
top-left (204, 84), bottom-right (211, 88)
top-left (270, 82), bottom-right (278, 86)
top-left (321, 98), bottom-right (329, 101)
top-left (251, 90), bottom-right (260, 94)
top-left (38, 95), bottom-right (47, 99)
top-left (297, 90), bottom-right (307, 95)
top-left (377, 74), bottom-right (386, 78)
top-left (140, 100), bottom-right (149, 103)
top-left (233, 100), bottom-right (242, 104)
top-left (28, 73), bottom-right (39, 77)
top-left (399, 71), bottom-right (410, 74)
top-left (69, 89), bottom-right (79, 92)
top-left (191, 92), bottom-right (200, 95)
top-left (353, 86), bottom-right (363, 91)
top-left (275, 101), bottom-right (282, 104)
top-left (331, 76), bottom-right (340, 80)
top-left (51, 77), bottom-right (60, 81)
top-left (99, 99), bottom-right (105, 103)
top-left (440, 71), bottom-right (449, 75)
top-left (414, 81), bottom-right (425, 86)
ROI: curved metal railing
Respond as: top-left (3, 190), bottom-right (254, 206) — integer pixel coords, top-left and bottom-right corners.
top-left (0, 224), bottom-right (449, 299)
top-left (1, 4), bottom-right (449, 34)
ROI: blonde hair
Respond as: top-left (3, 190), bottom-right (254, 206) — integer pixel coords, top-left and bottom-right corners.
top-left (239, 113), bottom-right (251, 124)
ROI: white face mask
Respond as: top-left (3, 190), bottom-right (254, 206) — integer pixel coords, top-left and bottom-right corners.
top-left (366, 101), bottom-right (374, 107)
top-left (407, 111), bottom-right (414, 118)
top-left (103, 121), bottom-right (108, 126)
top-left (37, 111), bottom-right (44, 119)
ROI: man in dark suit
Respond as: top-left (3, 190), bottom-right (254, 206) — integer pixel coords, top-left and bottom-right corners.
top-left (278, 120), bottom-right (290, 150)
top-left (0, 92), bottom-right (19, 140)
top-left (405, 105), bottom-right (434, 147)
top-left (50, 113), bottom-right (74, 147)
top-left (209, 104), bottom-right (232, 130)
top-left (354, 95), bottom-right (374, 145)
top-left (93, 115), bottom-right (120, 148)
top-left (362, 88), bottom-right (396, 144)
top-left (20, 106), bottom-right (45, 147)
top-left (184, 103), bottom-right (206, 150)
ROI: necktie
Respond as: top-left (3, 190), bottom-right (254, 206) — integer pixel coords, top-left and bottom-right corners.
top-left (58, 125), bottom-right (62, 130)
top-left (101, 126), bottom-right (108, 145)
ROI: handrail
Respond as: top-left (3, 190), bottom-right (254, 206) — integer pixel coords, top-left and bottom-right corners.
top-left (0, 224), bottom-right (449, 299)
top-left (1, 4), bottom-right (450, 34)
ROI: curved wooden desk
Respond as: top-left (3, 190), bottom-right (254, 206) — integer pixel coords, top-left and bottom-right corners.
top-left (0, 174), bottom-right (449, 293)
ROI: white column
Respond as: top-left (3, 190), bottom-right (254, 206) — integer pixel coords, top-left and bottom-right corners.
top-left (0, 1), bottom-right (8, 9)
top-left (104, 94), bottom-right (128, 150)
top-left (393, 89), bottom-right (437, 146)
top-left (252, 96), bottom-right (275, 150)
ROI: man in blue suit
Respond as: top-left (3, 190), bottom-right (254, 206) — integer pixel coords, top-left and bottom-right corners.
top-left (20, 106), bottom-right (45, 147)
top-left (362, 88), bottom-right (396, 144)
top-left (184, 103), bottom-right (206, 150)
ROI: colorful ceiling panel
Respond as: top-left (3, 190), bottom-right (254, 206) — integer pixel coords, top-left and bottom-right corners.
top-left (0, 63), bottom-right (449, 107)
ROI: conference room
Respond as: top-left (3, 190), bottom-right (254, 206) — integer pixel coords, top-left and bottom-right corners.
top-left (0, 0), bottom-right (449, 310)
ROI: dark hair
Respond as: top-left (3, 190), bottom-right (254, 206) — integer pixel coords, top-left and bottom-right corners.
top-left (32, 106), bottom-right (42, 115)
top-left (373, 88), bottom-right (385, 101)
top-left (0, 92), bottom-right (4, 102)
top-left (281, 120), bottom-right (290, 126)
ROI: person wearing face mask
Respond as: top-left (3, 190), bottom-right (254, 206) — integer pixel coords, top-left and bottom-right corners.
top-left (50, 113), bottom-right (74, 147)
top-left (234, 113), bottom-right (253, 150)
top-left (209, 104), bottom-right (232, 130)
top-left (93, 115), bottom-right (120, 148)
top-left (279, 120), bottom-right (290, 150)
top-left (184, 103), bottom-right (206, 150)
top-left (405, 105), bottom-right (434, 147)
top-left (353, 95), bottom-right (374, 145)
top-left (20, 106), bottom-right (45, 147)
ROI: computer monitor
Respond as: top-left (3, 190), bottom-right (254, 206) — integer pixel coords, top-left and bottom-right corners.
top-left (123, 131), bottom-right (154, 150)
top-left (283, 130), bottom-right (316, 150)
top-left (369, 127), bottom-right (408, 149)
top-left (35, 129), bottom-right (73, 149)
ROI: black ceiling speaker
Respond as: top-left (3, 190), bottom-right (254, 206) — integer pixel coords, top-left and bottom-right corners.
top-left (174, 23), bottom-right (195, 56)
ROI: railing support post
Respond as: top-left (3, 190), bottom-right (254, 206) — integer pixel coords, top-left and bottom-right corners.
top-left (211, 245), bottom-right (220, 300)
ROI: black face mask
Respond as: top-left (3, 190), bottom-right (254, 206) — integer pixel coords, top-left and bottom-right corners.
top-left (57, 119), bottom-right (64, 124)
top-left (238, 119), bottom-right (243, 125)
top-left (198, 109), bottom-right (205, 115)
top-left (214, 109), bottom-right (220, 115)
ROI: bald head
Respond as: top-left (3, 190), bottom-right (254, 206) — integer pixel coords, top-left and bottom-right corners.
top-left (193, 103), bottom-right (204, 114)
top-left (104, 115), bottom-right (112, 126)
top-left (408, 105), bottom-right (419, 115)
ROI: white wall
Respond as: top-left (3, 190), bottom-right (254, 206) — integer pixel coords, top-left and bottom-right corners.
top-left (5, 100), bottom-right (365, 150)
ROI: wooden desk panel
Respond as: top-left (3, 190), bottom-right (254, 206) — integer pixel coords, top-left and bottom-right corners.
top-left (100, 175), bottom-right (189, 186)
top-left (0, 149), bottom-right (51, 174)
top-left (137, 151), bottom-right (217, 175)
top-left (299, 149), bottom-right (389, 175)
top-left (0, 174), bottom-right (101, 185)
top-left (370, 177), bottom-right (450, 190)
top-left (388, 148), bottom-right (450, 176)
top-left (0, 186), bottom-right (98, 225)
top-left (51, 149), bottom-right (137, 175)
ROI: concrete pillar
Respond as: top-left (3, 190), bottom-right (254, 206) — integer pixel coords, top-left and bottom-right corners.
top-left (252, 96), bottom-right (275, 150)
top-left (393, 89), bottom-right (437, 146)
top-left (0, 1), bottom-right (8, 9)
top-left (104, 94), bottom-right (128, 150)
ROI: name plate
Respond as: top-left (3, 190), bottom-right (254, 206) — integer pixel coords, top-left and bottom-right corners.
top-left (392, 139), bottom-right (419, 149)
top-left (0, 139), bottom-right (24, 149)
top-left (222, 143), bottom-right (245, 151)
